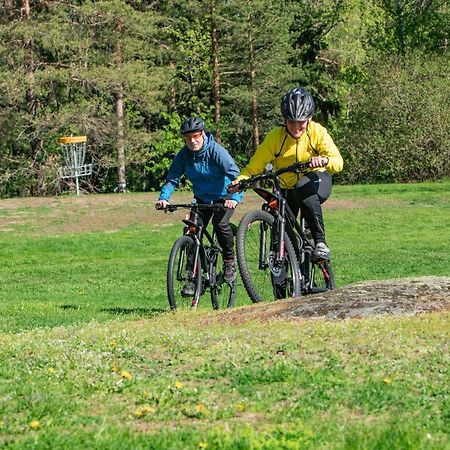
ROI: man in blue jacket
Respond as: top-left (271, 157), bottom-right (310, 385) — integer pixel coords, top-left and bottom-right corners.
top-left (156, 117), bottom-right (243, 285)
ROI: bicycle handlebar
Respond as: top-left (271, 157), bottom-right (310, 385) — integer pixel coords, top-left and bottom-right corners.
top-left (156, 202), bottom-right (228, 213)
top-left (229, 161), bottom-right (311, 192)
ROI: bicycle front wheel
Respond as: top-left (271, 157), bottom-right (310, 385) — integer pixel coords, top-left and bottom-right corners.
top-left (303, 252), bottom-right (335, 294)
top-left (167, 236), bottom-right (202, 309)
top-left (236, 210), bottom-right (301, 303)
top-left (210, 249), bottom-right (237, 309)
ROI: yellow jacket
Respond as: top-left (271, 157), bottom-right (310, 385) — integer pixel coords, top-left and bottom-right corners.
top-left (238, 122), bottom-right (343, 189)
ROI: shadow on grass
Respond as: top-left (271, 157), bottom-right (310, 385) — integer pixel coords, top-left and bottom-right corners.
top-left (100, 306), bottom-right (167, 317)
top-left (60, 304), bottom-right (167, 317)
top-left (60, 304), bottom-right (82, 310)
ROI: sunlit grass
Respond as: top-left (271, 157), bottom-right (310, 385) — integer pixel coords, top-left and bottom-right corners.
top-left (0, 180), bottom-right (449, 332)
top-left (0, 181), bottom-right (448, 448)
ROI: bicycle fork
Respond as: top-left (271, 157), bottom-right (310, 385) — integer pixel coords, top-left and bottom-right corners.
top-left (274, 198), bottom-right (287, 268)
top-left (206, 246), bottom-right (219, 286)
top-left (184, 234), bottom-right (202, 308)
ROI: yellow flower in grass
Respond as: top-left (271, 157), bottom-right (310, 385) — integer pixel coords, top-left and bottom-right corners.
top-left (383, 377), bottom-right (392, 384)
top-left (109, 339), bottom-right (117, 349)
top-left (29, 420), bottom-right (40, 430)
top-left (199, 442), bottom-right (208, 449)
top-left (235, 402), bottom-right (246, 412)
top-left (134, 405), bottom-right (155, 418)
top-left (174, 380), bottom-right (184, 390)
top-left (47, 367), bottom-right (56, 374)
top-left (120, 370), bottom-right (133, 380)
top-left (195, 403), bottom-right (206, 413)
top-left (110, 366), bottom-right (118, 373)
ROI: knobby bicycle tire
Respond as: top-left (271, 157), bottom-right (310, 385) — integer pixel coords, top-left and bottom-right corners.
top-left (301, 250), bottom-right (335, 294)
top-left (236, 210), bottom-right (301, 303)
top-left (210, 248), bottom-right (237, 309)
top-left (310, 259), bottom-right (335, 294)
top-left (167, 236), bottom-right (202, 309)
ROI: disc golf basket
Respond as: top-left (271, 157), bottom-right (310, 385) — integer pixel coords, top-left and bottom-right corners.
top-left (58, 136), bottom-right (93, 196)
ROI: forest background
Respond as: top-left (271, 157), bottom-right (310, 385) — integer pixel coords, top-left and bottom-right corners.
top-left (0, 0), bottom-right (449, 198)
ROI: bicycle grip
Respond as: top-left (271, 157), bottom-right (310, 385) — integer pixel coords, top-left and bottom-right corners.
top-left (227, 182), bottom-right (241, 194)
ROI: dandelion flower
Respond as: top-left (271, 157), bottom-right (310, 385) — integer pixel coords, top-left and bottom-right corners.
top-left (235, 402), bottom-right (246, 412)
top-left (199, 442), bottom-right (208, 449)
top-left (383, 377), bottom-right (392, 384)
top-left (174, 381), bottom-right (184, 389)
top-left (134, 405), bottom-right (155, 418)
top-left (47, 367), bottom-right (56, 374)
top-left (30, 420), bottom-right (40, 430)
top-left (195, 403), bottom-right (206, 413)
top-left (121, 370), bottom-right (133, 380)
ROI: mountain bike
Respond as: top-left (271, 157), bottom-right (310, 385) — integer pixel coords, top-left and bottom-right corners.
top-left (231, 161), bottom-right (335, 303)
top-left (157, 202), bottom-right (237, 310)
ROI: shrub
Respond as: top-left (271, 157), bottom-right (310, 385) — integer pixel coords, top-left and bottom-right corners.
top-left (335, 53), bottom-right (450, 184)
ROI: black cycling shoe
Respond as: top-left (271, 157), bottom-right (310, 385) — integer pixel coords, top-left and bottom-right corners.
top-left (181, 282), bottom-right (195, 297)
top-left (223, 259), bottom-right (236, 283)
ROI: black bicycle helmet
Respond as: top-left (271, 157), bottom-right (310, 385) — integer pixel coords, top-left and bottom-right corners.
top-left (180, 117), bottom-right (205, 135)
top-left (281, 87), bottom-right (315, 121)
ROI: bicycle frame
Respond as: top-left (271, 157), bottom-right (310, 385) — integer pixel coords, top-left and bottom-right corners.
top-left (253, 187), bottom-right (310, 276)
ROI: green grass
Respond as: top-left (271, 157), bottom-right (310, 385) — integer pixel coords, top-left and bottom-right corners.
top-left (0, 180), bottom-right (449, 448)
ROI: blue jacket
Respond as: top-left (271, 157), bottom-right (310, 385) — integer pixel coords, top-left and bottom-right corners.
top-left (159, 133), bottom-right (244, 204)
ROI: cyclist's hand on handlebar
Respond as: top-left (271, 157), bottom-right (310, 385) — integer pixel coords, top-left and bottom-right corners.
top-left (309, 156), bottom-right (329, 168)
top-left (224, 199), bottom-right (238, 209)
top-left (227, 179), bottom-right (241, 194)
top-left (155, 199), bottom-right (169, 210)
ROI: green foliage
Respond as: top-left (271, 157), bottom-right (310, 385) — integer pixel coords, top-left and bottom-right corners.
top-left (1, 0), bottom-right (449, 196)
top-left (335, 53), bottom-right (450, 184)
top-left (170, 27), bottom-right (213, 115)
top-left (0, 0), bottom-right (169, 197)
top-left (145, 112), bottom-right (184, 190)
top-left (367, 0), bottom-right (450, 55)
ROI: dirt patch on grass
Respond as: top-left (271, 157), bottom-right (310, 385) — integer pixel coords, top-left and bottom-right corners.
top-left (217, 276), bottom-right (450, 323)
top-left (0, 191), bottom-right (371, 235)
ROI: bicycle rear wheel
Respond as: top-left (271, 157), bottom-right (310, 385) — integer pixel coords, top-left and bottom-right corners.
top-left (167, 236), bottom-right (202, 309)
top-left (236, 210), bottom-right (301, 303)
top-left (210, 249), bottom-right (237, 309)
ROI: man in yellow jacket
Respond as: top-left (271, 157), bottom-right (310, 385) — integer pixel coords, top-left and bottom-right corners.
top-left (231, 87), bottom-right (343, 260)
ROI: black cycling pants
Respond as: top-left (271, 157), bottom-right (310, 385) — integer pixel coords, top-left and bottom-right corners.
top-left (195, 201), bottom-right (235, 260)
top-left (282, 171), bottom-right (332, 244)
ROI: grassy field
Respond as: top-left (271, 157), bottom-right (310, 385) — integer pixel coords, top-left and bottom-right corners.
top-left (0, 180), bottom-right (449, 449)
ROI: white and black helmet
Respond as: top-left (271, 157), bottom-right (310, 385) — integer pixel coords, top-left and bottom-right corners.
top-left (281, 87), bottom-right (315, 121)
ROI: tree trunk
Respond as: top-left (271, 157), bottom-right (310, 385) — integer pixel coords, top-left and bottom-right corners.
top-left (21, 0), bottom-right (43, 194)
top-left (210, 0), bottom-right (221, 141)
top-left (116, 86), bottom-right (126, 192)
top-left (116, 20), bottom-right (126, 193)
top-left (21, 0), bottom-right (30, 18)
top-left (396, 0), bottom-right (407, 54)
top-left (247, 15), bottom-right (259, 151)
